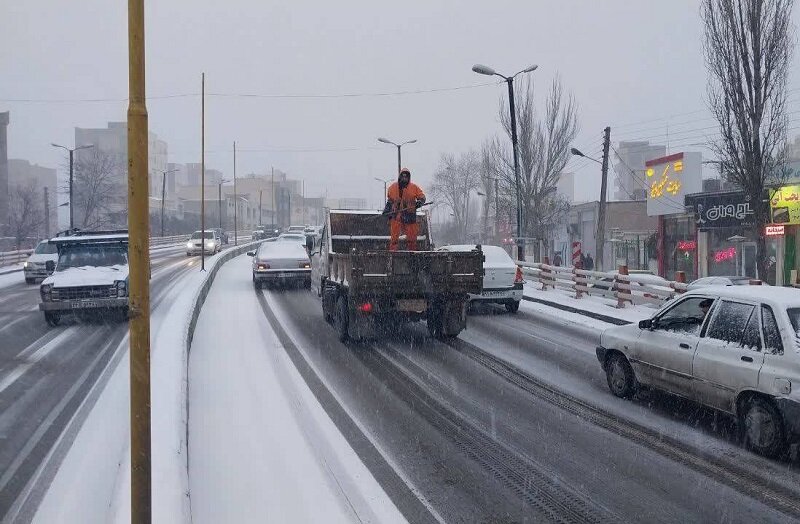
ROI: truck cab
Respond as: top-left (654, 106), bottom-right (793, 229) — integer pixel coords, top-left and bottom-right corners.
top-left (38, 230), bottom-right (130, 326)
top-left (309, 210), bottom-right (483, 341)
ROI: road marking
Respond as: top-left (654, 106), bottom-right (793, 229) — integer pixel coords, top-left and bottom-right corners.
top-left (0, 328), bottom-right (79, 395)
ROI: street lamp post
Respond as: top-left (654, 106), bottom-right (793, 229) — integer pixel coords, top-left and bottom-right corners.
top-left (571, 142), bottom-right (610, 271)
top-left (159, 168), bottom-right (178, 237)
top-left (472, 63), bottom-right (538, 260)
top-left (373, 177), bottom-right (392, 207)
top-left (377, 137), bottom-right (417, 174)
top-left (218, 178), bottom-right (231, 230)
top-left (51, 143), bottom-right (94, 229)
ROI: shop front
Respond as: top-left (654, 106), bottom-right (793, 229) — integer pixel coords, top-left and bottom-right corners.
top-left (658, 213), bottom-right (697, 281)
top-left (769, 185), bottom-right (800, 285)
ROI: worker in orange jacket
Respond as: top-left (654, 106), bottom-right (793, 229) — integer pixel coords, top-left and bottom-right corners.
top-left (383, 168), bottom-right (426, 251)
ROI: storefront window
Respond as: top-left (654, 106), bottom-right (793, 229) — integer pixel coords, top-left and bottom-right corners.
top-left (662, 214), bottom-right (696, 281)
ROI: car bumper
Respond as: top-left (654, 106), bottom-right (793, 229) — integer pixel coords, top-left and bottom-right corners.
top-left (469, 284), bottom-right (523, 303)
top-left (253, 269), bottom-right (311, 282)
top-left (187, 246), bottom-right (216, 254)
top-left (39, 297), bottom-right (129, 311)
top-left (24, 268), bottom-right (52, 279)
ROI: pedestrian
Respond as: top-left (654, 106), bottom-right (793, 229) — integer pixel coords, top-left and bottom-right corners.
top-left (553, 252), bottom-right (562, 266)
top-left (585, 253), bottom-right (594, 271)
top-left (383, 168), bottom-right (426, 251)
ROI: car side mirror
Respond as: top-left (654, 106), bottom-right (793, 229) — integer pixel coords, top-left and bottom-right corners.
top-left (638, 318), bottom-right (653, 330)
top-left (45, 260), bottom-right (55, 271)
top-left (246, 251), bottom-right (255, 257)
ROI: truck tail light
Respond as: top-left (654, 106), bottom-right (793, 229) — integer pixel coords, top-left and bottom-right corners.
top-left (358, 302), bottom-right (373, 314)
top-left (514, 266), bottom-right (524, 284)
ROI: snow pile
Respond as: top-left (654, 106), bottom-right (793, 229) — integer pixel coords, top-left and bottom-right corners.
top-left (523, 282), bottom-right (657, 324)
top-left (33, 241), bottom-right (261, 524)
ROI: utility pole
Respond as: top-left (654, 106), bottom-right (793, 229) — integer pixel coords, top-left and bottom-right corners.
top-left (233, 141), bottom-right (237, 245)
top-left (597, 126), bottom-right (611, 272)
top-left (127, 0), bottom-right (151, 521)
top-left (68, 150), bottom-right (74, 229)
top-left (43, 186), bottom-right (50, 238)
top-left (271, 166), bottom-right (275, 227)
top-left (201, 72), bottom-right (205, 271)
top-left (160, 171), bottom-right (167, 237)
top-left (494, 177), bottom-right (499, 242)
top-left (218, 182), bottom-right (223, 230)
top-left (506, 77), bottom-right (525, 261)
top-left (259, 189), bottom-right (263, 224)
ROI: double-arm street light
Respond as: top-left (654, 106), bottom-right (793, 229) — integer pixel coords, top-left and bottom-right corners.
top-left (159, 168), bottom-right (178, 237)
top-left (472, 63), bottom-right (538, 260)
top-left (377, 137), bottom-right (417, 174)
top-left (51, 143), bottom-right (94, 229)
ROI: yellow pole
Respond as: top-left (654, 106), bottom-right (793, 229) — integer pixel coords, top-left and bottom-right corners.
top-left (201, 72), bottom-right (205, 271)
top-left (127, 0), bottom-right (151, 521)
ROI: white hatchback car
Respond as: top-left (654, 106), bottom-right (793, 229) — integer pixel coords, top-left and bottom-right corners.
top-left (596, 286), bottom-right (800, 458)
top-left (24, 240), bottom-right (59, 284)
top-left (438, 244), bottom-right (523, 313)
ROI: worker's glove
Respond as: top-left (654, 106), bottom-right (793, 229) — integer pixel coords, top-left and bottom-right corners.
top-left (382, 200), bottom-right (393, 215)
top-left (415, 197), bottom-right (426, 209)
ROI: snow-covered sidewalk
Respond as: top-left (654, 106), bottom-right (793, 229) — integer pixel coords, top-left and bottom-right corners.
top-left (188, 254), bottom-right (405, 524)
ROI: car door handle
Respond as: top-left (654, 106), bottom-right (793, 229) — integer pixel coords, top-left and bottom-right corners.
top-left (741, 355), bottom-right (754, 363)
top-left (679, 343), bottom-right (691, 349)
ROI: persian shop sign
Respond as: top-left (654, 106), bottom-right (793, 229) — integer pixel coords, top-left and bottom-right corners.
top-left (686, 191), bottom-right (755, 229)
top-left (769, 185), bottom-right (800, 225)
top-left (646, 152), bottom-right (702, 216)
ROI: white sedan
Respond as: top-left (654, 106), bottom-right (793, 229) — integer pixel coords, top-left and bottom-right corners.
top-left (248, 241), bottom-right (311, 289)
top-left (596, 286), bottom-right (800, 458)
top-left (438, 244), bottom-right (523, 313)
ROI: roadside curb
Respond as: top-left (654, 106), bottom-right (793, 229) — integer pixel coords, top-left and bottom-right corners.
top-left (522, 295), bottom-right (631, 326)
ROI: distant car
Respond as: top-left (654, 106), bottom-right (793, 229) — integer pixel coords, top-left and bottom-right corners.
top-left (24, 240), bottom-right (59, 284)
top-left (596, 287), bottom-right (800, 458)
top-left (287, 225), bottom-right (306, 234)
top-left (247, 241), bottom-right (311, 289)
top-left (687, 276), bottom-right (764, 290)
top-left (252, 224), bottom-right (280, 240)
top-left (438, 244), bottom-right (523, 313)
top-left (275, 233), bottom-right (306, 245)
top-left (212, 228), bottom-right (229, 244)
top-left (186, 230), bottom-right (221, 256)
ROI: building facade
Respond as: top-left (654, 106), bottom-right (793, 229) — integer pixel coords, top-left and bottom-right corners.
top-left (613, 141), bottom-right (666, 201)
top-left (8, 159), bottom-right (58, 236)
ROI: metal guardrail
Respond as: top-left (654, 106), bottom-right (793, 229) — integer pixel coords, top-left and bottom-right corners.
top-left (517, 261), bottom-right (689, 308)
top-left (0, 230), bottom-right (253, 267)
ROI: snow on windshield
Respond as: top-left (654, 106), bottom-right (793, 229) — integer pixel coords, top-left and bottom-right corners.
top-left (57, 246), bottom-right (128, 270)
top-left (191, 231), bottom-right (214, 239)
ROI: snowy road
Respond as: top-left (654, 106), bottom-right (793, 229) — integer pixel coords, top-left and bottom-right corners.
top-left (0, 244), bottom-right (227, 521)
top-left (238, 274), bottom-right (800, 522)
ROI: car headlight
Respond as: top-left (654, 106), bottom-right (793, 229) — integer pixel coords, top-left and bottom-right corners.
top-left (206, 241), bottom-right (215, 248)
top-left (40, 284), bottom-right (53, 302)
top-left (115, 280), bottom-right (128, 297)
top-left (24, 261), bottom-right (30, 268)
top-left (187, 241), bottom-right (193, 249)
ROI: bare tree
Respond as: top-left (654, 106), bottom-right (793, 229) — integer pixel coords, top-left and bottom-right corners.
top-left (7, 181), bottom-right (44, 250)
top-left (70, 149), bottom-right (126, 229)
top-left (702, 0), bottom-right (794, 279)
top-left (431, 151), bottom-right (481, 242)
top-left (494, 76), bottom-right (579, 258)
top-left (477, 141), bottom-right (498, 241)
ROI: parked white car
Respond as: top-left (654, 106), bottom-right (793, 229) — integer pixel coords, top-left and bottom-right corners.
top-left (686, 276), bottom-right (764, 290)
top-left (24, 240), bottom-right (59, 284)
top-left (438, 244), bottom-right (523, 313)
top-left (596, 286), bottom-right (800, 458)
top-left (186, 230), bottom-right (221, 256)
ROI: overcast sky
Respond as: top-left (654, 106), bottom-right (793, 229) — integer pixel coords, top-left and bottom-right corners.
top-left (3, 0), bottom-right (800, 207)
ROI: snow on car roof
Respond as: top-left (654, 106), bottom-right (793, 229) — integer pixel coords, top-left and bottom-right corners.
top-left (683, 286), bottom-right (800, 307)
top-left (50, 234), bottom-right (128, 244)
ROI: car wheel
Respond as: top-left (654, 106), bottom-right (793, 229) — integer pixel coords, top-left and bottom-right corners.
top-left (44, 312), bottom-right (61, 326)
top-left (740, 396), bottom-right (787, 458)
top-left (505, 300), bottom-right (520, 314)
top-left (605, 352), bottom-right (638, 398)
top-left (335, 295), bottom-right (349, 342)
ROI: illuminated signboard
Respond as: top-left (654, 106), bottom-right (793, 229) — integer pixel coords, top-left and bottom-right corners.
top-left (677, 240), bottom-right (697, 250)
top-left (765, 224), bottom-right (785, 237)
top-left (645, 152), bottom-right (702, 216)
top-left (769, 185), bottom-right (800, 224)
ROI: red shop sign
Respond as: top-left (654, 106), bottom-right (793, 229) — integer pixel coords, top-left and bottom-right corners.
top-left (677, 240), bottom-right (697, 250)
top-left (765, 224), bottom-right (785, 237)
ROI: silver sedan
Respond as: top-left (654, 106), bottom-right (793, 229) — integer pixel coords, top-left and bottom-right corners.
top-left (248, 241), bottom-right (311, 289)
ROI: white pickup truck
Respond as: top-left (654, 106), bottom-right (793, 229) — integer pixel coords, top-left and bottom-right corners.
top-left (38, 230), bottom-right (130, 326)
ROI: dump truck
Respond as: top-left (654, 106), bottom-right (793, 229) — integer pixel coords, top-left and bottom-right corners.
top-left (308, 209), bottom-right (483, 341)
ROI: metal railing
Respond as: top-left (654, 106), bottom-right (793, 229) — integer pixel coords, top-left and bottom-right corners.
top-left (0, 230), bottom-right (253, 267)
top-left (517, 260), bottom-right (689, 308)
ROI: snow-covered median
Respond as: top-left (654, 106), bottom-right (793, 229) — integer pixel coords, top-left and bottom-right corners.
top-left (33, 243), bottom-right (260, 523)
top-left (188, 253), bottom-right (405, 523)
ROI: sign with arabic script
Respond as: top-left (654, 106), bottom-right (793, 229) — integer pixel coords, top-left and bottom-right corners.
top-left (646, 152), bottom-right (702, 216)
top-left (769, 185), bottom-right (800, 224)
top-left (685, 191), bottom-right (755, 229)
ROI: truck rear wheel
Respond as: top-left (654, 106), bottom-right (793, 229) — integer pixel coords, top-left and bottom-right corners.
top-left (335, 295), bottom-right (349, 342)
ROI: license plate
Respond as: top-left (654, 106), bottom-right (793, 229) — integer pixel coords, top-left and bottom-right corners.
top-left (72, 301), bottom-right (97, 308)
top-left (397, 299), bottom-right (427, 312)
top-left (483, 290), bottom-right (508, 297)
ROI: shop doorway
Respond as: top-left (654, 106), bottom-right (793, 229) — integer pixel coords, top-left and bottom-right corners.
top-left (741, 242), bottom-right (757, 278)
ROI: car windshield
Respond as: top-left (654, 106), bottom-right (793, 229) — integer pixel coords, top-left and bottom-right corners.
top-left (56, 246), bottom-right (128, 270)
top-left (191, 232), bottom-right (213, 240)
top-left (34, 242), bottom-right (57, 255)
